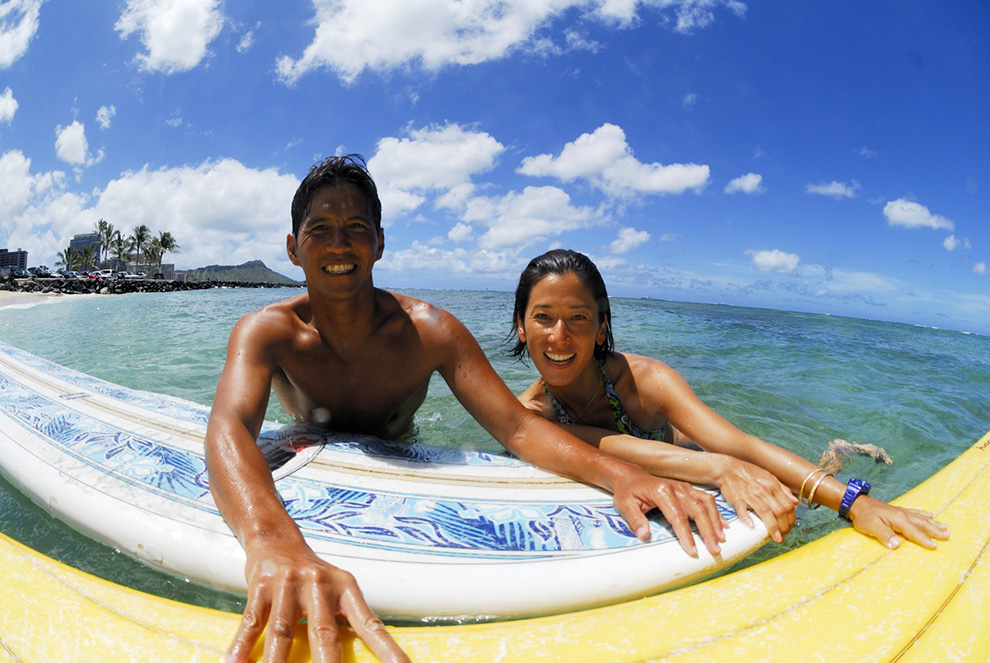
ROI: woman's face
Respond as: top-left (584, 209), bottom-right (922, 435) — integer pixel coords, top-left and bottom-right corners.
top-left (517, 271), bottom-right (607, 386)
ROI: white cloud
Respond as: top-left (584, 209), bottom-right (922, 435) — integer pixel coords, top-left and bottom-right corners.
top-left (54, 121), bottom-right (91, 165)
top-left (96, 105), bottom-right (117, 129)
top-left (682, 92), bottom-right (698, 109)
top-left (883, 198), bottom-right (954, 231)
top-left (724, 172), bottom-right (763, 195)
top-left (943, 235), bottom-right (972, 252)
top-left (115, 0), bottom-right (224, 74)
top-left (0, 86), bottom-right (17, 122)
top-left (276, 0), bottom-right (746, 84)
top-left (447, 222), bottom-right (474, 243)
top-left (747, 248), bottom-right (799, 274)
top-left (610, 227), bottom-right (650, 253)
top-left (805, 180), bottom-right (860, 199)
top-left (518, 123), bottom-right (709, 198)
top-left (369, 123), bottom-right (505, 221)
top-left (1, 153), bottom-right (302, 276)
top-left (380, 240), bottom-right (516, 276)
top-left (0, 150), bottom-right (62, 223)
top-left (974, 262), bottom-right (988, 276)
top-left (0, 0), bottom-right (42, 67)
top-left (236, 29), bottom-right (254, 53)
top-left (463, 185), bottom-right (599, 250)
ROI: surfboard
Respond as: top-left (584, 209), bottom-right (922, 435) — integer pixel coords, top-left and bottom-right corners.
top-left (0, 340), bottom-right (767, 621)
top-left (2, 432), bottom-right (987, 662)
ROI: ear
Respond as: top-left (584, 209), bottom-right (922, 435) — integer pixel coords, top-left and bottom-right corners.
top-left (375, 227), bottom-right (385, 261)
top-left (516, 315), bottom-right (527, 344)
top-left (286, 233), bottom-right (299, 265)
top-left (595, 319), bottom-right (607, 346)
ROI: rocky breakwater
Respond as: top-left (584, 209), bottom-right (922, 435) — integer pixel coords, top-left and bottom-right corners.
top-left (1, 276), bottom-right (299, 296)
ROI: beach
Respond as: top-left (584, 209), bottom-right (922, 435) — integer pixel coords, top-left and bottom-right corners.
top-left (0, 291), bottom-right (62, 308)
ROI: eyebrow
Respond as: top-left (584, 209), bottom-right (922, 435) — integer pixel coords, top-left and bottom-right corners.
top-left (530, 302), bottom-right (593, 311)
top-left (300, 212), bottom-right (370, 227)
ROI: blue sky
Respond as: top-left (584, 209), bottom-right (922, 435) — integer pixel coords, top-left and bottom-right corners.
top-left (1, 1), bottom-right (988, 333)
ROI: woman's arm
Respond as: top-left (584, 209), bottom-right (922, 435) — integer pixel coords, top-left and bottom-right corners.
top-left (637, 357), bottom-right (949, 549)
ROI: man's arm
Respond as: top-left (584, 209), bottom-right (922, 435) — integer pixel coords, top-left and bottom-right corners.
top-left (427, 310), bottom-right (726, 557)
top-left (205, 312), bottom-right (408, 663)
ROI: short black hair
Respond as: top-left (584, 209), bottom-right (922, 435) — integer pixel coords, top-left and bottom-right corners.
top-left (290, 154), bottom-right (382, 235)
top-left (508, 249), bottom-right (614, 361)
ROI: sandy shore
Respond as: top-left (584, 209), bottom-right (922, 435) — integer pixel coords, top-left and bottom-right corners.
top-left (0, 291), bottom-right (64, 309)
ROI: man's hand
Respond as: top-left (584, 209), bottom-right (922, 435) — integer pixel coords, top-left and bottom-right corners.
top-left (611, 473), bottom-right (727, 558)
top-left (226, 542), bottom-right (410, 663)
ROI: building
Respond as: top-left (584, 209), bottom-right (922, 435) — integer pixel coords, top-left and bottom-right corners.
top-left (0, 248), bottom-right (28, 269)
top-left (70, 232), bottom-right (102, 256)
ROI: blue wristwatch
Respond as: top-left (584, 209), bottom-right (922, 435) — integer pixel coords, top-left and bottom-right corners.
top-left (838, 478), bottom-right (871, 521)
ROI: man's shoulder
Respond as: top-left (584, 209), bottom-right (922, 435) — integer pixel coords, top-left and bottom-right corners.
top-left (234, 293), bottom-right (310, 338)
top-left (376, 289), bottom-right (472, 345)
top-left (379, 289), bottom-right (456, 325)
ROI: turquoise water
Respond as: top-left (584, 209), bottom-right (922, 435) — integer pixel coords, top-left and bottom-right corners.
top-left (0, 288), bottom-right (987, 616)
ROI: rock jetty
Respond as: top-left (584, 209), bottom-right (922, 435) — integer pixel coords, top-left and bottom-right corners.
top-left (1, 276), bottom-right (300, 297)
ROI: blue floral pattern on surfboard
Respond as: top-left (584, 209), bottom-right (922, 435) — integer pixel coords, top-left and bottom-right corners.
top-left (0, 341), bottom-right (737, 559)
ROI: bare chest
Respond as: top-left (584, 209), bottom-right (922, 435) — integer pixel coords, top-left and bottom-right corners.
top-left (273, 341), bottom-right (434, 437)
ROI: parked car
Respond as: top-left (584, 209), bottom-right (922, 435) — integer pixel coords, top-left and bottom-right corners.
top-left (28, 266), bottom-right (53, 278)
top-left (5, 267), bottom-right (30, 278)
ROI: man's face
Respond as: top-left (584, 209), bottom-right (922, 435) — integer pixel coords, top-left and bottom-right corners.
top-left (287, 183), bottom-right (384, 294)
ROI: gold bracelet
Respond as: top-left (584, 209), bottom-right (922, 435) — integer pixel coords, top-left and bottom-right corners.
top-left (806, 472), bottom-right (833, 510)
top-left (799, 468), bottom-right (825, 506)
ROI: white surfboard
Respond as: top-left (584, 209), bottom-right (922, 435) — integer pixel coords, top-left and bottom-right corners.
top-left (0, 340), bottom-right (767, 620)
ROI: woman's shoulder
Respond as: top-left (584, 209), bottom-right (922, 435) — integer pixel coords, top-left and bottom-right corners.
top-left (606, 351), bottom-right (675, 379)
top-left (605, 352), bottom-right (688, 400)
top-left (517, 379), bottom-right (554, 419)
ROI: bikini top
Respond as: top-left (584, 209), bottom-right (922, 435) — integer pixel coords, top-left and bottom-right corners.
top-left (542, 362), bottom-right (667, 441)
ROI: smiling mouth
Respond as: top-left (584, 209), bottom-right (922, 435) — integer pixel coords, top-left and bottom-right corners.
top-left (323, 263), bottom-right (356, 275)
top-left (545, 352), bottom-right (576, 365)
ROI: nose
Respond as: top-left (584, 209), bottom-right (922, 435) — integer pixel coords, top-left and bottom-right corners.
top-left (547, 318), bottom-right (569, 342)
top-left (325, 226), bottom-right (350, 251)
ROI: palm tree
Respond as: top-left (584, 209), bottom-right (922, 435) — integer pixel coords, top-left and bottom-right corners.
top-left (143, 238), bottom-right (162, 272)
top-left (78, 243), bottom-right (98, 272)
top-left (153, 231), bottom-right (180, 274)
top-left (95, 218), bottom-right (115, 264)
top-left (110, 231), bottom-right (132, 269)
top-left (130, 225), bottom-right (150, 267)
top-left (56, 247), bottom-right (82, 272)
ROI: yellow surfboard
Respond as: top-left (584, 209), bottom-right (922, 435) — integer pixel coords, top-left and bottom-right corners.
top-left (3, 431), bottom-right (989, 662)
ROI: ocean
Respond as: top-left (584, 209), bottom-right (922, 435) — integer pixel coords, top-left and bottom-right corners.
top-left (0, 287), bottom-right (987, 618)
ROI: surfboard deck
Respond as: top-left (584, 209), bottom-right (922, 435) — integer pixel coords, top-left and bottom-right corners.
top-left (3, 431), bottom-right (987, 662)
top-left (0, 340), bottom-right (766, 620)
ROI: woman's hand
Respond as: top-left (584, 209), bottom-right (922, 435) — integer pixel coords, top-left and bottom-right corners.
top-left (848, 495), bottom-right (950, 549)
top-left (715, 457), bottom-right (798, 543)
top-left (612, 473), bottom-right (728, 558)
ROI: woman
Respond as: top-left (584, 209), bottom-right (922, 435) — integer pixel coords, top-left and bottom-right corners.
top-left (509, 249), bottom-right (949, 549)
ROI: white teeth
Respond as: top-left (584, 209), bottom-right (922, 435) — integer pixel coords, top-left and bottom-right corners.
top-left (323, 264), bottom-right (355, 274)
top-left (546, 352), bottom-right (575, 363)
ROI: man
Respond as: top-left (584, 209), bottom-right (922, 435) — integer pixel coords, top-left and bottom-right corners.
top-left (205, 155), bottom-right (727, 663)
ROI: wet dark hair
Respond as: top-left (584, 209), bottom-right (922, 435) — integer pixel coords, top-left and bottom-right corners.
top-left (509, 249), bottom-right (614, 361)
top-left (290, 154), bottom-right (382, 235)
